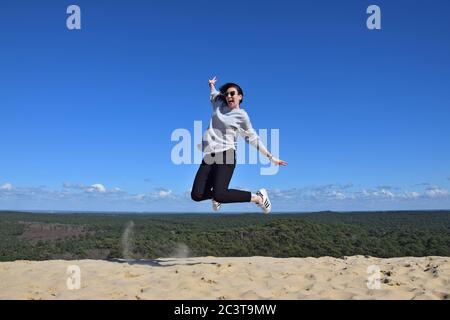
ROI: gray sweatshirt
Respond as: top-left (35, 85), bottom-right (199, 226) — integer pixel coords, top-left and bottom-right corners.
top-left (199, 89), bottom-right (261, 154)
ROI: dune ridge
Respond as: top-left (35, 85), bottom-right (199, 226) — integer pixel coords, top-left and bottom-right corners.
top-left (0, 256), bottom-right (449, 300)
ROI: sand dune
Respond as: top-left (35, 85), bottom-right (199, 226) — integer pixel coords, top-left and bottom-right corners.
top-left (0, 256), bottom-right (449, 300)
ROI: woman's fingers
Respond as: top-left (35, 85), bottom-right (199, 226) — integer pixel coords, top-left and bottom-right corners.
top-left (208, 76), bottom-right (217, 84)
top-left (274, 159), bottom-right (288, 166)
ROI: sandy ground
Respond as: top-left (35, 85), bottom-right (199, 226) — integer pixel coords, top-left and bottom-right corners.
top-left (0, 256), bottom-right (449, 300)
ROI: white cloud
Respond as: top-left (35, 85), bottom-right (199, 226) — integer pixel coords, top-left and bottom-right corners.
top-left (331, 190), bottom-right (346, 200)
top-left (269, 184), bottom-right (450, 204)
top-left (0, 183), bottom-right (13, 191)
top-left (376, 189), bottom-right (395, 199)
top-left (1, 181), bottom-right (450, 212)
top-left (149, 188), bottom-right (173, 200)
top-left (63, 182), bottom-right (124, 195)
top-left (403, 191), bottom-right (420, 199)
top-left (425, 187), bottom-right (449, 198)
top-left (128, 188), bottom-right (174, 203)
top-left (157, 189), bottom-right (172, 198)
top-left (132, 194), bottom-right (146, 201)
top-left (87, 184), bottom-right (106, 193)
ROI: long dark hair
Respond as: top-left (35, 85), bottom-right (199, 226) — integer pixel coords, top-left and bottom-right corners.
top-left (219, 82), bottom-right (244, 104)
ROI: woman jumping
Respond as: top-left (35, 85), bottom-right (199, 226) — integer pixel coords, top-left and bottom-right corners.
top-left (191, 77), bottom-right (288, 214)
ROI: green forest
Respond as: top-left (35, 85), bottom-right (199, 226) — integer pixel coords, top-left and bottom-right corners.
top-left (1, 210), bottom-right (450, 261)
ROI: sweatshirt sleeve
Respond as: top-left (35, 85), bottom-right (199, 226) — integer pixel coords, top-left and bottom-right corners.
top-left (238, 111), bottom-right (261, 149)
top-left (210, 88), bottom-right (225, 110)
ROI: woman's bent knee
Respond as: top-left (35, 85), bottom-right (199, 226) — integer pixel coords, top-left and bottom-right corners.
top-left (191, 191), bottom-right (204, 202)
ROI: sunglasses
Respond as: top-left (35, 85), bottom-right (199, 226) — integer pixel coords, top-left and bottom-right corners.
top-left (224, 91), bottom-right (238, 97)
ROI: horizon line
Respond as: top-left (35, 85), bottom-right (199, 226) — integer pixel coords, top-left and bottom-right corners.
top-left (1, 209), bottom-right (450, 215)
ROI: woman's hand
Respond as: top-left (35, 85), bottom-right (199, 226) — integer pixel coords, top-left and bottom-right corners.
top-left (271, 157), bottom-right (288, 166)
top-left (208, 76), bottom-right (217, 87)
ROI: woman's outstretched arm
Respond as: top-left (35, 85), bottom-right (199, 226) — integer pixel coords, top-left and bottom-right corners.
top-left (255, 140), bottom-right (288, 166)
top-left (240, 112), bottom-right (288, 166)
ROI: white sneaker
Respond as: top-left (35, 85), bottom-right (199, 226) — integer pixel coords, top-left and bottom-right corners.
top-left (256, 188), bottom-right (271, 214)
top-left (212, 199), bottom-right (221, 211)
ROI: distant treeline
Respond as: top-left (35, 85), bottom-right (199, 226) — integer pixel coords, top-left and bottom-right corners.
top-left (0, 211), bottom-right (450, 261)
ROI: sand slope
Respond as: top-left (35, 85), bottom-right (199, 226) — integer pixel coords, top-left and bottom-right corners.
top-left (0, 256), bottom-right (449, 300)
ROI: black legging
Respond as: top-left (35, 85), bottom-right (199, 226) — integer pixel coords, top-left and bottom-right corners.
top-left (191, 149), bottom-right (252, 203)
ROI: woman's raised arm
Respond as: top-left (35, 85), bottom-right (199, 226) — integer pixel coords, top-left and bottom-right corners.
top-left (208, 76), bottom-right (217, 94)
top-left (208, 76), bottom-right (225, 109)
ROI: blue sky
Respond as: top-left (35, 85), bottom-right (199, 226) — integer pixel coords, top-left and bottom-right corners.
top-left (1, 0), bottom-right (450, 212)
